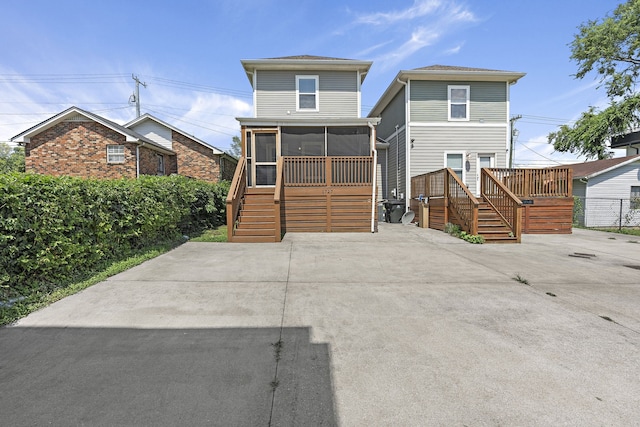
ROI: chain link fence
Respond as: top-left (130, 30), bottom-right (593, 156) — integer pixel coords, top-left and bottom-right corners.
top-left (573, 197), bottom-right (640, 229)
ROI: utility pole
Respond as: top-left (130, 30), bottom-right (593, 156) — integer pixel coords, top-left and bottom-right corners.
top-left (131, 74), bottom-right (147, 118)
top-left (509, 114), bottom-right (522, 169)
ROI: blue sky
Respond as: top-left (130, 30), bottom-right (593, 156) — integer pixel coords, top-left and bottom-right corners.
top-left (0, 0), bottom-right (624, 165)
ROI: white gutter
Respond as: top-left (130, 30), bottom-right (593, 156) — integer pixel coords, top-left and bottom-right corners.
top-left (369, 121), bottom-right (377, 233)
top-left (396, 78), bottom-right (409, 210)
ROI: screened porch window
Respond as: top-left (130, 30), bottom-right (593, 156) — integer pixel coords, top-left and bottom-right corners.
top-left (327, 127), bottom-right (370, 156)
top-left (281, 127), bottom-right (325, 156)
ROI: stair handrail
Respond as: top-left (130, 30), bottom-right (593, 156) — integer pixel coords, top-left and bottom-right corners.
top-left (273, 157), bottom-right (283, 242)
top-left (226, 156), bottom-right (246, 242)
top-left (445, 168), bottom-right (480, 235)
top-left (481, 168), bottom-right (522, 242)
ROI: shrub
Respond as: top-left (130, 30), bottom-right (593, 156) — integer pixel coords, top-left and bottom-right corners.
top-left (0, 174), bottom-right (228, 303)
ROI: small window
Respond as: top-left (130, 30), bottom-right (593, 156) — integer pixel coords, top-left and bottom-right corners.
top-left (157, 154), bottom-right (165, 175)
top-left (296, 75), bottom-right (319, 111)
top-left (107, 145), bottom-right (125, 163)
top-left (631, 186), bottom-right (640, 209)
top-left (446, 152), bottom-right (465, 181)
top-left (448, 85), bottom-right (469, 121)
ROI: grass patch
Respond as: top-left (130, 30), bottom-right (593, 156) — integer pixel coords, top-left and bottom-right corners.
top-left (512, 274), bottom-right (530, 286)
top-left (0, 238), bottom-right (183, 327)
top-left (190, 225), bottom-right (228, 242)
top-left (581, 227), bottom-right (640, 237)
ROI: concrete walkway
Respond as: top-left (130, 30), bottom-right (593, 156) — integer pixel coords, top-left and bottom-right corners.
top-left (2, 225), bottom-right (640, 426)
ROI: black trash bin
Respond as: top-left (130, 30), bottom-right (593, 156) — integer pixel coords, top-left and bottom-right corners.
top-left (383, 200), bottom-right (405, 223)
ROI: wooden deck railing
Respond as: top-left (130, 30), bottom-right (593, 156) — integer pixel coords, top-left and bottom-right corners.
top-left (411, 169), bottom-right (446, 198)
top-left (488, 167), bottom-right (573, 198)
top-left (273, 157), bottom-right (283, 242)
top-left (226, 156), bottom-right (247, 242)
top-left (446, 168), bottom-right (479, 235)
top-left (283, 156), bottom-right (373, 187)
top-left (481, 168), bottom-right (522, 242)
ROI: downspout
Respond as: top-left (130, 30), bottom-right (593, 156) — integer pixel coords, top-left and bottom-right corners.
top-left (369, 122), bottom-right (377, 233)
top-left (136, 141), bottom-right (146, 178)
top-left (396, 78), bottom-right (409, 211)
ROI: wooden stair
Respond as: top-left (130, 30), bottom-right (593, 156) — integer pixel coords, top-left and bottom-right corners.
top-left (230, 188), bottom-right (279, 243)
top-left (477, 199), bottom-right (518, 244)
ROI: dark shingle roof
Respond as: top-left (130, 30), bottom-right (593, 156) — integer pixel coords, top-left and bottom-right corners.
top-left (569, 154), bottom-right (640, 179)
top-left (266, 55), bottom-right (354, 61)
top-left (413, 64), bottom-right (516, 73)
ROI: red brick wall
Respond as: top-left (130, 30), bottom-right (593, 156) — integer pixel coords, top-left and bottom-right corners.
top-left (26, 121), bottom-right (138, 179)
top-left (172, 131), bottom-right (222, 182)
top-left (221, 157), bottom-right (237, 181)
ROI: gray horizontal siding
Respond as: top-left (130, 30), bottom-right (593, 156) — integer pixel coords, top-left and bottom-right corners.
top-left (409, 81), bottom-right (507, 123)
top-left (376, 87), bottom-right (406, 139)
top-left (409, 125), bottom-right (507, 194)
top-left (255, 70), bottom-right (359, 119)
top-left (586, 162), bottom-right (640, 199)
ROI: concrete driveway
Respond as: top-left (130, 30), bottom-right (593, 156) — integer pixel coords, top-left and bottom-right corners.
top-left (2, 225), bottom-right (640, 426)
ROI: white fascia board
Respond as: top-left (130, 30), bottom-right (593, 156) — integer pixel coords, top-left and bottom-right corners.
top-left (586, 157), bottom-right (640, 179)
top-left (236, 117), bottom-right (380, 127)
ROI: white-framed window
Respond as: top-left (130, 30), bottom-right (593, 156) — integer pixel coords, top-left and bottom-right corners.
top-left (296, 75), bottom-right (319, 111)
top-left (631, 186), bottom-right (640, 209)
top-left (106, 145), bottom-right (125, 164)
top-left (445, 152), bottom-right (466, 183)
top-left (448, 85), bottom-right (470, 121)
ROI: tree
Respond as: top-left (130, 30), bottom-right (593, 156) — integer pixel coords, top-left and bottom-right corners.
top-left (548, 0), bottom-right (640, 159)
top-left (229, 135), bottom-right (242, 158)
top-left (0, 143), bottom-right (25, 173)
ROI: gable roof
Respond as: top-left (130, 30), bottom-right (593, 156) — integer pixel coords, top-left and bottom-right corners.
top-left (125, 113), bottom-right (226, 155)
top-left (569, 154), bottom-right (640, 179)
top-left (240, 55), bottom-right (373, 86)
top-left (10, 106), bottom-right (175, 155)
top-left (368, 65), bottom-right (526, 118)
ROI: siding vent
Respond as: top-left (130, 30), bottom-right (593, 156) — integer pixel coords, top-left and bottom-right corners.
top-left (65, 114), bottom-right (92, 122)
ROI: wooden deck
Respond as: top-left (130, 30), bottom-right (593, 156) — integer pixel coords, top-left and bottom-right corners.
top-left (227, 156), bottom-right (374, 242)
top-left (411, 167), bottom-right (574, 242)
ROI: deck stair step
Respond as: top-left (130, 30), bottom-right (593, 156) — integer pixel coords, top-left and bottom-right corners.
top-left (229, 189), bottom-right (280, 243)
top-left (475, 200), bottom-right (518, 244)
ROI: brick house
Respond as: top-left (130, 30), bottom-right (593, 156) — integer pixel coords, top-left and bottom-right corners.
top-left (11, 106), bottom-right (236, 182)
top-left (126, 114), bottom-right (236, 182)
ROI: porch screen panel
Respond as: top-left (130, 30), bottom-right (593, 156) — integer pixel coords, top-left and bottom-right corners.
top-left (328, 126), bottom-right (372, 185)
top-left (256, 165), bottom-right (276, 186)
top-left (281, 127), bottom-right (325, 156)
top-left (327, 127), bottom-right (370, 156)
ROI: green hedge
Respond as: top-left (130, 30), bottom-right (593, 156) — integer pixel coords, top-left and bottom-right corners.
top-left (0, 174), bottom-right (229, 302)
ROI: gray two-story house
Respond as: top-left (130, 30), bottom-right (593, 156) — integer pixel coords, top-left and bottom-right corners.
top-left (369, 65), bottom-right (526, 206)
top-left (227, 55), bottom-right (381, 242)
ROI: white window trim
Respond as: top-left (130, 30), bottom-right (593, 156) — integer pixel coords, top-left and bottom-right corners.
top-left (107, 144), bottom-right (125, 164)
top-left (448, 85), bottom-right (470, 121)
top-left (444, 151), bottom-right (466, 184)
top-left (296, 75), bottom-right (319, 112)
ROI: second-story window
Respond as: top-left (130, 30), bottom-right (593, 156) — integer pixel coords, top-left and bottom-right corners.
top-left (296, 75), bottom-right (319, 111)
top-left (448, 85), bottom-right (470, 121)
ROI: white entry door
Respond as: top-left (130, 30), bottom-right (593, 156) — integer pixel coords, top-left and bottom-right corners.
top-left (476, 153), bottom-right (495, 195)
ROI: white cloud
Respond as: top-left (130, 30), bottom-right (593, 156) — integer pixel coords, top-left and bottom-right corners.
top-left (0, 67), bottom-right (252, 152)
top-left (355, 0), bottom-right (443, 26)
top-left (350, 0), bottom-right (478, 70)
